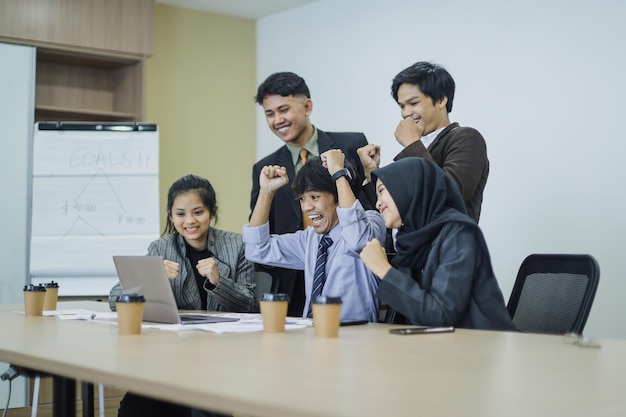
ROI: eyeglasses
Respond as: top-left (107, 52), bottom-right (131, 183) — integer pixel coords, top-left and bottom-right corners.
top-left (563, 333), bottom-right (602, 348)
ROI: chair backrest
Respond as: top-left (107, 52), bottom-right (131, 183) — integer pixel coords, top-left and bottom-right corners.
top-left (254, 271), bottom-right (274, 300)
top-left (507, 254), bottom-right (600, 335)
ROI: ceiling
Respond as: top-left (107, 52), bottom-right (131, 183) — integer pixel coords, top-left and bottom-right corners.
top-left (156, 0), bottom-right (320, 19)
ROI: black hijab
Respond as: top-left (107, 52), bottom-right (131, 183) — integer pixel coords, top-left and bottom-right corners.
top-left (371, 157), bottom-right (477, 281)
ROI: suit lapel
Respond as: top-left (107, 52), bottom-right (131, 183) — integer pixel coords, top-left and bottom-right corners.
top-left (429, 122), bottom-right (459, 152)
top-left (317, 129), bottom-right (333, 153)
top-left (276, 146), bottom-right (300, 218)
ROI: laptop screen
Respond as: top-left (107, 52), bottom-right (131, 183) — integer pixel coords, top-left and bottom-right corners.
top-left (112, 255), bottom-right (238, 325)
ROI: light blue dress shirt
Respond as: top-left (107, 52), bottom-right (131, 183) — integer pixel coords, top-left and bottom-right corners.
top-left (243, 200), bottom-right (386, 322)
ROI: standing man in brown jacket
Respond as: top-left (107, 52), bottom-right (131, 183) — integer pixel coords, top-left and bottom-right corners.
top-left (358, 61), bottom-right (489, 223)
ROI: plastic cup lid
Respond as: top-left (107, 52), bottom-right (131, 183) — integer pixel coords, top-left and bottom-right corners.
top-left (23, 284), bottom-right (46, 292)
top-left (42, 281), bottom-right (59, 288)
top-left (312, 295), bottom-right (343, 304)
top-left (115, 293), bottom-right (145, 303)
top-left (261, 293), bottom-right (290, 302)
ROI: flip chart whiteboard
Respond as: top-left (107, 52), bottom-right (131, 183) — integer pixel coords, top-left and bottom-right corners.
top-left (30, 122), bottom-right (160, 295)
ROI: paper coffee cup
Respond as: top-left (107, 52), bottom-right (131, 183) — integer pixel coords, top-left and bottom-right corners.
top-left (312, 296), bottom-right (343, 338)
top-left (259, 293), bottom-right (290, 333)
top-left (23, 284), bottom-right (47, 316)
top-left (115, 293), bottom-right (145, 335)
top-left (42, 281), bottom-right (59, 311)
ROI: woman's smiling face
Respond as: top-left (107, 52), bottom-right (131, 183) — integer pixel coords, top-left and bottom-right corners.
top-left (375, 179), bottom-right (402, 229)
top-left (169, 191), bottom-right (211, 250)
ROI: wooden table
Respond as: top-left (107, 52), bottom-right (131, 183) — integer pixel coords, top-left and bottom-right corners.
top-left (1, 301), bottom-right (626, 417)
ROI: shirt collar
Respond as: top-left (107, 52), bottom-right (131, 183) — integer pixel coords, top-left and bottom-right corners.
top-left (421, 126), bottom-right (446, 149)
top-left (285, 127), bottom-right (320, 166)
top-left (322, 221), bottom-right (342, 245)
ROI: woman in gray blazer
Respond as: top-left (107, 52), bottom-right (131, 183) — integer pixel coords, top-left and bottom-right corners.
top-left (109, 174), bottom-right (256, 313)
top-left (110, 174), bottom-right (255, 417)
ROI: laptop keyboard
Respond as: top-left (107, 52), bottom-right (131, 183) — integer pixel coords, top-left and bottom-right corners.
top-left (178, 313), bottom-right (240, 324)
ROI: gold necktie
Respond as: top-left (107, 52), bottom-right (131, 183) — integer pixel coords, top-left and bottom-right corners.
top-left (300, 149), bottom-right (313, 228)
top-left (299, 148), bottom-right (308, 167)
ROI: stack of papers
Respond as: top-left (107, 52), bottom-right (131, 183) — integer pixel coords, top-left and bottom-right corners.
top-left (44, 309), bottom-right (117, 320)
top-left (43, 310), bottom-right (312, 334)
top-left (143, 313), bottom-right (312, 333)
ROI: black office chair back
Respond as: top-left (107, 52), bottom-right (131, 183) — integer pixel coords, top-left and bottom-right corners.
top-left (254, 271), bottom-right (274, 300)
top-left (507, 254), bottom-right (600, 335)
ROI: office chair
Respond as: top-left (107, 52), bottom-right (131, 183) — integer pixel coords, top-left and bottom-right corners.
top-left (254, 271), bottom-right (274, 299)
top-left (507, 254), bottom-right (600, 335)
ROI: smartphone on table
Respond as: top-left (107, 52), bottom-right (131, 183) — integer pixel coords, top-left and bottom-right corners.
top-left (389, 326), bottom-right (454, 335)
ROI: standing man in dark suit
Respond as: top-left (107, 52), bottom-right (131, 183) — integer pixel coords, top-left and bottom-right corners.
top-left (251, 71), bottom-right (369, 315)
top-left (358, 61), bottom-right (489, 223)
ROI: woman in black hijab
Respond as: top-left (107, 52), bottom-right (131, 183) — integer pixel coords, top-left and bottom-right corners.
top-left (360, 157), bottom-right (516, 331)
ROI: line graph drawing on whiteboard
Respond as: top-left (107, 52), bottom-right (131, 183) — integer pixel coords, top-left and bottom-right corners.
top-left (59, 168), bottom-right (125, 237)
top-left (32, 167), bottom-right (159, 238)
top-left (70, 166), bottom-right (127, 212)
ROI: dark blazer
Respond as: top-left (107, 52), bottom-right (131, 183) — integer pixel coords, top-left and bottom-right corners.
top-left (378, 222), bottom-right (516, 331)
top-left (364, 123), bottom-right (489, 223)
top-left (250, 129), bottom-right (369, 314)
top-left (394, 122), bottom-right (489, 223)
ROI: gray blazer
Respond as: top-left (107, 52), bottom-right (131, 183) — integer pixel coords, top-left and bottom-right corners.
top-left (109, 228), bottom-right (257, 312)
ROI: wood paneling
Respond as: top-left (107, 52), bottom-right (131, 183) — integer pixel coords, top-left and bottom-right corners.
top-left (0, 0), bottom-right (154, 56)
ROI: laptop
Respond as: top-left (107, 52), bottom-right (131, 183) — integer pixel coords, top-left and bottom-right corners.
top-left (112, 255), bottom-right (239, 325)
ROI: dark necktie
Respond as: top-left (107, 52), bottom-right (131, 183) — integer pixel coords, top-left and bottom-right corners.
top-left (308, 235), bottom-right (333, 317)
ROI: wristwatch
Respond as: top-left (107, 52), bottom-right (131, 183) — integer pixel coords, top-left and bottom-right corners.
top-left (332, 168), bottom-right (352, 182)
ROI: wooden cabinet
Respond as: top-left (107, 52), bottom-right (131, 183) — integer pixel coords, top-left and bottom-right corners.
top-left (35, 48), bottom-right (145, 122)
top-left (0, 0), bottom-right (153, 123)
top-left (0, 0), bottom-right (154, 56)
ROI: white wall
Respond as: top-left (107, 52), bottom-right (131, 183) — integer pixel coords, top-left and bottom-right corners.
top-left (257, 0), bottom-right (626, 339)
top-left (0, 41), bottom-right (34, 408)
